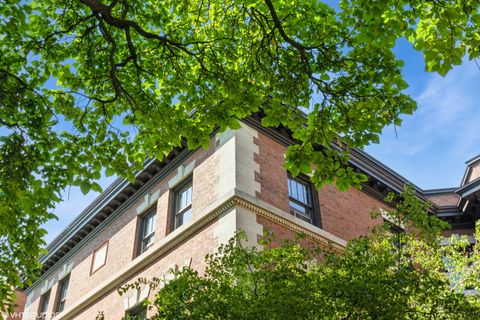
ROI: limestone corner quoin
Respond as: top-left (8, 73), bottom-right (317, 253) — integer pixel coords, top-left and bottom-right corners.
top-left (20, 114), bottom-right (480, 319)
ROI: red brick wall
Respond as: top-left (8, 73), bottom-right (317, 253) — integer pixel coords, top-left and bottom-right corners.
top-left (5, 289), bottom-right (26, 320)
top-left (318, 184), bottom-right (385, 241)
top-left (254, 131), bottom-right (385, 242)
top-left (425, 192), bottom-right (460, 207)
top-left (24, 141), bottom-right (220, 319)
top-left (254, 133), bottom-right (289, 213)
top-left (69, 219), bottom-right (219, 320)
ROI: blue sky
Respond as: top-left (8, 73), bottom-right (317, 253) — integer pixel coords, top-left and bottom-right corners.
top-left (42, 40), bottom-right (480, 244)
top-left (365, 39), bottom-right (480, 190)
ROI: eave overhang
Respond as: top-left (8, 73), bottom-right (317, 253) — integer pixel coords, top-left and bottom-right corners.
top-left (35, 114), bottom-right (459, 288)
top-left (456, 177), bottom-right (480, 198)
top-left (37, 148), bottom-right (187, 277)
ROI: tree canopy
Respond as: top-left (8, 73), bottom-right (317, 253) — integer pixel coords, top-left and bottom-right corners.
top-left (120, 189), bottom-right (480, 320)
top-left (1, 0), bottom-right (480, 311)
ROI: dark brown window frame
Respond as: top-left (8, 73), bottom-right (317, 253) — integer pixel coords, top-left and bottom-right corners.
top-left (287, 174), bottom-right (321, 227)
top-left (90, 240), bottom-right (109, 275)
top-left (125, 303), bottom-right (147, 319)
top-left (170, 177), bottom-right (193, 232)
top-left (384, 218), bottom-right (404, 234)
top-left (54, 274), bottom-right (70, 313)
top-left (36, 290), bottom-right (51, 319)
top-left (136, 206), bottom-right (157, 256)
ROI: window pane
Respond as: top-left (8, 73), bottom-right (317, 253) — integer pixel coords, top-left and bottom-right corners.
top-left (296, 182), bottom-right (304, 203)
top-left (128, 305), bottom-right (147, 319)
top-left (182, 208), bottom-right (192, 226)
top-left (288, 176), bottom-right (316, 225)
top-left (288, 178), bottom-right (311, 205)
top-left (289, 201), bottom-right (306, 214)
top-left (176, 207), bottom-right (191, 228)
top-left (40, 293), bottom-right (49, 312)
top-left (37, 291), bottom-right (50, 319)
top-left (142, 233), bottom-right (155, 250)
top-left (139, 210), bottom-right (156, 254)
top-left (143, 211), bottom-right (156, 237)
top-left (178, 184), bottom-right (192, 211)
top-left (172, 179), bottom-right (193, 230)
top-left (55, 276), bottom-right (69, 313)
top-left (60, 279), bottom-right (69, 300)
top-left (58, 301), bottom-right (65, 312)
top-left (288, 178), bottom-right (297, 199)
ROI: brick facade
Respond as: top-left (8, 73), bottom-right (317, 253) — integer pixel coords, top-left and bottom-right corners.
top-left (23, 120), bottom-right (476, 320)
top-left (4, 290), bottom-right (26, 320)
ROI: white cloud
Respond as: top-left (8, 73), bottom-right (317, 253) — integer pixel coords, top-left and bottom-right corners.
top-left (374, 60), bottom-right (480, 157)
top-left (366, 60), bottom-right (480, 188)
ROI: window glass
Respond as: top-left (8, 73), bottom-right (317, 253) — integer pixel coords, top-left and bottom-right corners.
top-left (173, 179), bottom-right (193, 230)
top-left (126, 305), bottom-right (147, 320)
top-left (288, 176), bottom-right (314, 224)
top-left (37, 291), bottom-right (50, 319)
top-left (55, 275), bottom-right (69, 313)
top-left (139, 209), bottom-right (157, 254)
top-left (288, 178), bottom-right (310, 205)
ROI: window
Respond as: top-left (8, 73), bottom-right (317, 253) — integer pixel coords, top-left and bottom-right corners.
top-left (384, 219), bottom-right (404, 234)
top-left (125, 304), bottom-right (147, 320)
top-left (37, 291), bottom-right (50, 319)
top-left (288, 176), bottom-right (318, 225)
top-left (139, 208), bottom-right (157, 254)
top-left (380, 209), bottom-right (405, 234)
top-left (90, 241), bottom-right (108, 274)
top-left (54, 275), bottom-right (69, 313)
top-left (171, 178), bottom-right (193, 230)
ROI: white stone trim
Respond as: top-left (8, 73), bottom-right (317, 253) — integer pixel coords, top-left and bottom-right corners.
top-left (123, 285), bottom-right (151, 311)
top-left (235, 124), bottom-right (261, 197)
top-left (48, 191), bottom-right (345, 319)
top-left (167, 161), bottom-right (196, 188)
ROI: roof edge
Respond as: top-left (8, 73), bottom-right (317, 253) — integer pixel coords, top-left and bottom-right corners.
top-left (422, 187), bottom-right (458, 195)
top-left (466, 154), bottom-right (480, 165)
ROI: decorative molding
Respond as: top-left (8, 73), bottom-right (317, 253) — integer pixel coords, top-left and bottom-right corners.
top-left (422, 187), bottom-right (458, 195)
top-left (456, 177), bottom-right (480, 198)
top-left (55, 197), bottom-right (236, 319)
top-left (123, 285), bottom-right (151, 311)
top-left (233, 197), bottom-right (345, 253)
top-left (50, 194), bottom-right (345, 319)
top-left (26, 149), bottom-right (195, 295)
top-left (168, 160), bottom-right (196, 188)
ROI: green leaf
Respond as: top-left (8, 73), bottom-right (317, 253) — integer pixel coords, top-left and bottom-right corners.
top-left (105, 167), bottom-right (115, 177)
top-left (80, 182), bottom-right (91, 195)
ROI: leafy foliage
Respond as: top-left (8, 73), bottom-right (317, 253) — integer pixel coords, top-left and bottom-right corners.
top-left (1, 0), bottom-right (480, 311)
top-left (124, 188), bottom-right (480, 319)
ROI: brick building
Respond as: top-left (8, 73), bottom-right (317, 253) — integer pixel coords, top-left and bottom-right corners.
top-left (21, 116), bottom-right (480, 319)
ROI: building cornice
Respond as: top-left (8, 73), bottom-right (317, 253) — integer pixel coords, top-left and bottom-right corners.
top-left (242, 115), bottom-right (438, 209)
top-left (36, 148), bottom-right (194, 279)
top-left (456, 177), bottom-right (480, 198)
top-left (422, 187), bottom-right (458, 195)
top-left (466, 154), bottom-right (480, 166)
top-left (36, 114), bottom-right (450, 292)
top-left (460, 154), bottom-right (480, 186)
